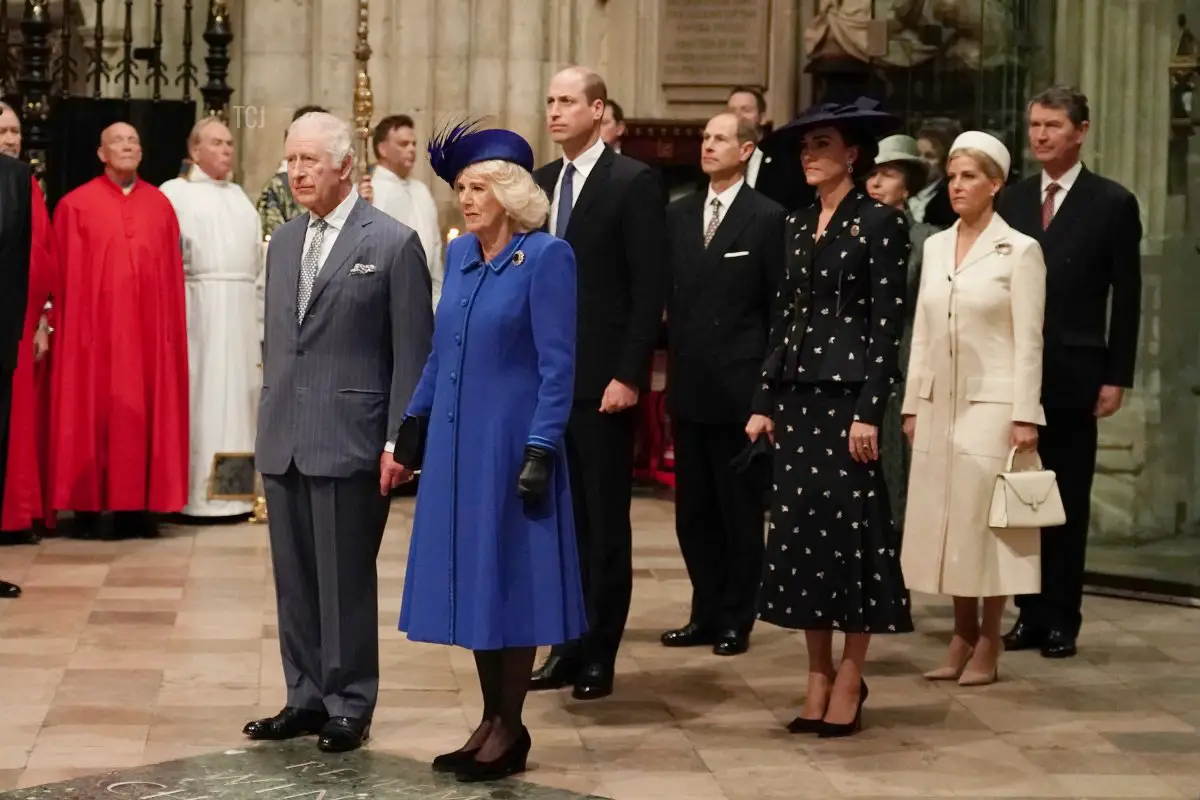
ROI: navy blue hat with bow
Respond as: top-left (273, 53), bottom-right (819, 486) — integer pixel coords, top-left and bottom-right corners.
top-left (764, 97), bottom-right (900, 150)
top-left (427, 119), bottom-right (535, 187)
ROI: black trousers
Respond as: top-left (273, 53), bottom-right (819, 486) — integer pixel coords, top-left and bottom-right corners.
top-left (1014, 407), bottom-right (1098, 636)
top-left (552, 403), bottom-right (635, 667)
top-left (673, 419), bottom-right (764, 633)
top-left (0, 368), bottom-right (12, 521)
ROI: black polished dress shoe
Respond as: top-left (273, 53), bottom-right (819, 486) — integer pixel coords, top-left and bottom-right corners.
top-left (318, 716), bottom-right (371, 753)
top-left (660, 622), bottom-right (715, 648)
top-left (0, 580), bottom-right (20, 599)
top-left (1040, 630), bottom-right (1077, 659)
top-left (455, 726), bottom-right (531, 783)
top-left (243, 707), bottom-right (329, 740)
top-left (1001, 620), bottom-right (1045, 652)
top-left (529, 654), bottom-right (579, 691)
top-left (713, 630), bottom-right (749, 656)
top-left (571, 662), bottom-right (613, 700)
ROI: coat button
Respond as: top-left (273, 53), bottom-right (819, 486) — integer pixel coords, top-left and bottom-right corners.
top-left (460, 298), bottom-right (468, 307)
top-left (454, 333), bottom-right (461, 345)
top-left (449, 372), bottom-right (457, 383)
top-left (447, 411), bottom-right (454, 422)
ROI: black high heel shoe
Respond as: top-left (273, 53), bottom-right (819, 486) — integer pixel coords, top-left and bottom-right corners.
top-left (818, 679), bottom-right (869, 738)
top-left (455, 726), bottom-right (531, 783)
top-left (432, 747), bottom-right (481, 773)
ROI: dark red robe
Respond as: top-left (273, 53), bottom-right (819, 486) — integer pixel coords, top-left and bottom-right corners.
top-left (48, 176), bottom-right (189, 513)
top-left (1, 178), bottom-right (56, 531)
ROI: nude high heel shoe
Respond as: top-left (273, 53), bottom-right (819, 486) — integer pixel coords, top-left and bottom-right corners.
top-left (924, 647), bottom-right (974, 681)
top-left (958, 664), bottom-right (999, 687)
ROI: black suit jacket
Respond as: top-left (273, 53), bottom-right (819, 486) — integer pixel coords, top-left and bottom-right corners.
top-left (667, 185), bottom-right (785, 424)
top-left (0, 155), bottom-right (33, 377)
top-left (996, 167), bottom-right (1142, 409)
top-left (754, 190), bottom-right (911, 426)
top-left (751, 145), bottom-right (814, 213)
top-left (535, 146), bottom-right (667, 401)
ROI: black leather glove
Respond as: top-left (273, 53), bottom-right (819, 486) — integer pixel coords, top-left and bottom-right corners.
top-left (516, 445), bottom-right (554, 504)
top-left (392, 415), bottom-right (429, 469)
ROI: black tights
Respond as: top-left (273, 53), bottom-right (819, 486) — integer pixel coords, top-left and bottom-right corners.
top-left (462, 647), bottom-right (536, 753)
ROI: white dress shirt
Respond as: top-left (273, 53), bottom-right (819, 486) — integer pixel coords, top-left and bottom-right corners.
top-left (1040, 160), bottom-right (1083, 216)
top-left (746, 147), bottom-right (764, 189)
top-left (704, 178), bottom-right (744, 233)
top-left (302, 187), bottom-right (359, 276)
top-left (550, 136), bottom-right (607, 237)
top-left (370, 164), bottom-right (444, 307)
top-left (909, 180), bottom-right (939, 223)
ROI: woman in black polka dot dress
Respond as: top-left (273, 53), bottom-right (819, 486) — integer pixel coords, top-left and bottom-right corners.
top-left (746, 99), bottom-right (915, 738)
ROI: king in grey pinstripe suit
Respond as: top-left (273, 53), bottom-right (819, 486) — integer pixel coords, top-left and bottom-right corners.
top-left (246, 112), bottom-right (434, 753)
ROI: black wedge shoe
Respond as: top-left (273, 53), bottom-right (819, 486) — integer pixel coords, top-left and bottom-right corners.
top-left (455, 727), bottom-right (532, 783)
top-left (818, 680), bottom-right (869, 738)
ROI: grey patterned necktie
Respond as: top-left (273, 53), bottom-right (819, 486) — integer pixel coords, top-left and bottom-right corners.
top-left (297, 218), bottom-right (329, 323)
top-left (704, 197), bottom-right (722, 248)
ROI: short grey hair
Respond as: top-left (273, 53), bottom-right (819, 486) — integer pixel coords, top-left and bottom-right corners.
top-left (458, 159), bottom-right (550, 233)
top-left (288, 111), bottom-right (353, 164)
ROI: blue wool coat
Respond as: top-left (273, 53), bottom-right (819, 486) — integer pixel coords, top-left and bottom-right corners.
top-left (398, 230), bottom-right (588, 650)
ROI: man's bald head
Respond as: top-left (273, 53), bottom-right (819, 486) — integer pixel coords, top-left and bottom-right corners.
top-left (0, 102), bottom-right (20, 159)
top-left (546, 66), bottom-right (607, 157)
top-left (98, 121), bottom-right (143, 181)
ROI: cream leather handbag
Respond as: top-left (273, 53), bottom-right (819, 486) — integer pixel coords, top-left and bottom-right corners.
top-left (988, 447), bottom-right (1066, 529)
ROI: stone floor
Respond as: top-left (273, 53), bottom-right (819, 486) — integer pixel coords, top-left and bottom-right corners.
top-left (0, 494), bottom-right (1197, 799)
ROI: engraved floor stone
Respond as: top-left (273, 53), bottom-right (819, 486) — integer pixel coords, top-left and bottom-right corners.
top-left (0, 739), bottom-right (608, 799)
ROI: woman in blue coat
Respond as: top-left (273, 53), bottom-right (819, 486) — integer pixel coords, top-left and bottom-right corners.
top-left (394, 122), bottom-right (586, 783)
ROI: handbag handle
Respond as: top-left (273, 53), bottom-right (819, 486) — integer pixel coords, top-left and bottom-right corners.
top-left (1004, 446), bottom-right (1044, 472)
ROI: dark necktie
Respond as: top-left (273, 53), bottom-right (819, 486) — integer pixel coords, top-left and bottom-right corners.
top-left (704, 198), bottom-right (722, 248)
top-left (554, 163), bottom-right (576, 238)
top-left (1041, 182), bottom-right (1061, 230)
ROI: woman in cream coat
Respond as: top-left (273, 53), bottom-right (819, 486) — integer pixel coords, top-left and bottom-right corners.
top-left (901, 131), bottom-right (1046, 686)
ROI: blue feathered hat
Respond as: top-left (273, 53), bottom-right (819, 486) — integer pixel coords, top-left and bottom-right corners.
top-left (427, 119), bottom-right (535, 187)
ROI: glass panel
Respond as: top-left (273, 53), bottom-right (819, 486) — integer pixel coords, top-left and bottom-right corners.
top-left (810, 0), bottom-right (1200, 594)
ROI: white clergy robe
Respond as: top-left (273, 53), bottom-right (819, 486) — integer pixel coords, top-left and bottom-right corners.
top-left (160, 165), bottom-right (263, 517)
top-left (370, 164), bottom-right (444, 307)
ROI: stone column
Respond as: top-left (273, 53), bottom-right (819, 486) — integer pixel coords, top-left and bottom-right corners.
top-left (1052, 0), bottom-right (1179, 540)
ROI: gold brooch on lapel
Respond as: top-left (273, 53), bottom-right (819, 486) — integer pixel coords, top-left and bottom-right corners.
top-left (995, 242), bottom-right (1012, 256)
top-left (513, 250), bottom-right (525, 266)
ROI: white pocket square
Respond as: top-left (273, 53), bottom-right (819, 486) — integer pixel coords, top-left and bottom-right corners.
top-left (349, 263), bottom-right (377, 275)
top-left (724, 251), bottom-right (750, 259)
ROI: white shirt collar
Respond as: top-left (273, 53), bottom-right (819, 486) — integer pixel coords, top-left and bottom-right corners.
top-left (310, 187), bottom-right (359, 232)
top-left (562, 135), bottom-right (607, 178)
top-left (706, 177), bottom-right (744, 209)
top-left (188, 163), bottom-right (228, 184)
top-left (1042, 160), bottom-right (1082, 194)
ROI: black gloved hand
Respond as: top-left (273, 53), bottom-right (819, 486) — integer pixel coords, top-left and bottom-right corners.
top-left (393, 415), bottom-right (429, 469)
top-left (516, 445), bottom-right (554, 504)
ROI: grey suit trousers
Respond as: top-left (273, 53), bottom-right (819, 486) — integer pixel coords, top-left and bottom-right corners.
top-left (264, 465), bottom-right (390, 719)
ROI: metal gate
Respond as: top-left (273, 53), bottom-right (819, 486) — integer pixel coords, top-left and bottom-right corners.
top-left (0, 0), bottom-right (235, 208)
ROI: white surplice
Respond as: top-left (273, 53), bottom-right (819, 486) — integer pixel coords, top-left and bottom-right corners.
top-left (370, 164), bottom-right (444, 307)
top-left (160, 165), bottom-right (263, 516)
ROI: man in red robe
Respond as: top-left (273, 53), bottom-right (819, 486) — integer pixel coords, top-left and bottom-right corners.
top-left (0, 103), bottom-right (56, 545)
top-left (49, 121), bottom-right (189, 539)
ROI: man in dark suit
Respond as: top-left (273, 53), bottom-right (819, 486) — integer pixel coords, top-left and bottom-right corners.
top-left (661, 112), bottom-right (784, 656)
top-left (530, 66), bottom-right (667, 700)
top-left (997, 86), bottom-right (1142, 659)
top-left (245, 112), bottom-right (433, 751)
top-left (726, 86), bottom-right (813, 212)
top-left (0, 153), bottom-right (32, 599)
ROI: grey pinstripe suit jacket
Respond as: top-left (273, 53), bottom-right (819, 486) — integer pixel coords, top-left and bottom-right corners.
top-left (255, 195), bottom-right (434, 478)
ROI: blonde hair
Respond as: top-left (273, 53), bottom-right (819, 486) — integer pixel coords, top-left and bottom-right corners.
top-left (947, 147), bottom-right (1005, 182)
top-left (459, 159), bottom-right (550, 232)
